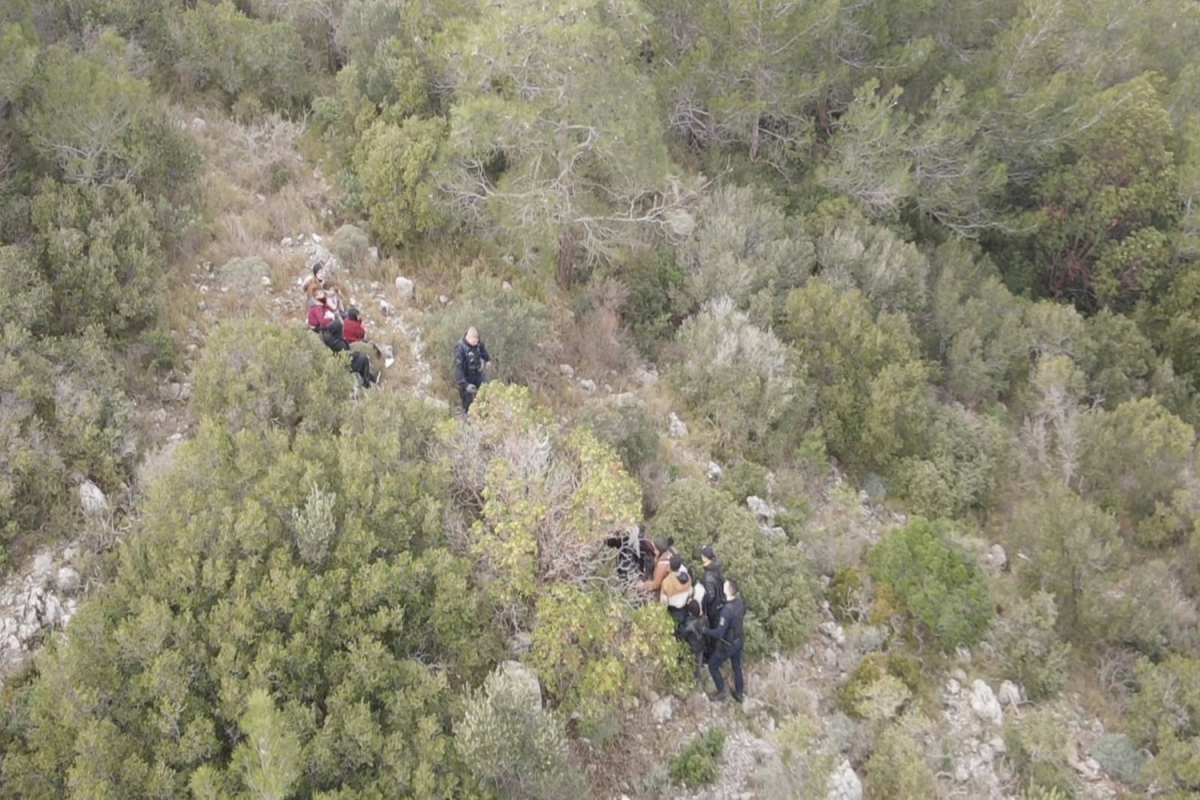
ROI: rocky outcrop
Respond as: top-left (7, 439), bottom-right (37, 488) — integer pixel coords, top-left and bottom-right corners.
top-left (0, 544), bottom-right (81, 684)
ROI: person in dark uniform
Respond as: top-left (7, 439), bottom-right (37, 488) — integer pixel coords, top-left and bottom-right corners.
top-left (704, 578), bottom-right (745, 703)
top-left (453, 326), bottom-right (490, 413)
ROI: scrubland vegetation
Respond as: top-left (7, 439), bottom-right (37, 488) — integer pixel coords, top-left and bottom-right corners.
top-left (5, 0), bottom-right (1200, 797)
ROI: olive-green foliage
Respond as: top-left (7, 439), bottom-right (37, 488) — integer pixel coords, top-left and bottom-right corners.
top-left (678, 184), bottom-right (814, 326)
top-left (1089, 733), bottom-right (1145, 788)
top-left (669, 726), bottom-right (726, 788)
top-left (330, 224), bottom-right (371, 266)
top-left (1079, 398), bottom-right (1196, 525)
top-left (718, 460), bottom-right (770, 505)
top-left (427, 270), bottom-right (550, 386)
top-left (29, 180), bottom-right (163, 339)
top-left (837, 652), bottom-right (922, 721)
top-left (867, 518), bottom-right (992, 652)
top-left (578, 399), bottom-right (660, 477)
top-left (1007, 489), bottom-right (1123, 644)
top-left (171, 1), bottom-right (313, 112)
top-left (782, 280), bottom-right (930, 472)
top-left (648, 480), bottom-right (815, 656)
top-left (1080, 309), bottom-right (1162, 408)
top-left (669, 298), bottom-right (808, 458)
top-left (1005, 708), bottom-right (1078, 799)
top-left (456, 663), bottom-right (587, 800)
top-left (829, 566), bottom-right (866, 623)
top-left (0, 325), bottom-right (132, 550)
top-left (615, 247), bottom-right (686, 356)
top-left (1128, 655), bottom-right (1200, 792)
top-left (992, 592), bottom-right (1069, 701)
top-left (1033, 74), bottom-right (1177, 310)
top-left (192, 320), bottom-right (353, 436)
top-left (0, 393), bottom-right (499, 798)
top-left (865, 724), bottom-right (936, 800)
top-left (816, 219), bottom-right (929, 319)
top-left (890, 403), bottom-right (1011, 518)
top-left (351, 116), bottom-right (450, 248)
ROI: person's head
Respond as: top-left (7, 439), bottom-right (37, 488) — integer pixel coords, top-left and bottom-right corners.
top-left (313, 263), bottom-right (325, 281)
top-left (653, 537), bottom-right (673, 558)
top-left (669, 554), bottom-right (682, 572)
top-left (700, 545), bottom-right (715, 566)
top-left (314, 289), bottom-right (327, 305)
top-left (465, 326), bottom-right (480, 346)
top-left (346, 307), bottom-right (360, 321)
top-left (724, 578), bottom-right (738, 601)
top-left (677, 568), bottom-right (690, 585)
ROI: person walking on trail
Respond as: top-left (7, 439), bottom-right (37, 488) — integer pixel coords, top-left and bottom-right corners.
top-left (699, 546), bottom-right (725, 621)
top-left (453, 326), bottom-right (491, 413)
top-left (704, 578), bottom-right (746, 703)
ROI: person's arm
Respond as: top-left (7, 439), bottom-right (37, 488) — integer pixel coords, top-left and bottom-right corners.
top-left (453, 343), bottom-right (468, 389)
top-left (705, 607), bottom-right (730, 640)
top-left (479, 341), bottom-right (491, 368)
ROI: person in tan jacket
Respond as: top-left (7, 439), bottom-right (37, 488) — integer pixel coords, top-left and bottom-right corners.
top-left (640, 537), bottom-right (675, 594)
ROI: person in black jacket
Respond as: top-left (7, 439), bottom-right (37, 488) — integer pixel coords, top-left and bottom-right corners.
top-left (699, 545), bottom-right (725, 621)
top-left (704, 578), bottom-right (745, 703)
top-left (453, 327), bottom-right (491, 413)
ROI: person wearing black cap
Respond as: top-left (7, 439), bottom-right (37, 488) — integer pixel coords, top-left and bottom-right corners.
top-left (699, 546), bottom-right (725, 621)
top-left (705, 578), bottom-right (745, 703)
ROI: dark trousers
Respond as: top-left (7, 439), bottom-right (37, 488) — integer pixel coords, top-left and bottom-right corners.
top-left (459, 375), bottom-right (486, 412)
top-left (708, 638), bottom-right (744, 698)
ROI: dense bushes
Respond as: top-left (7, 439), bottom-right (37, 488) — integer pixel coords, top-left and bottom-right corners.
top-left (867, 518), bottom-right (992, 651)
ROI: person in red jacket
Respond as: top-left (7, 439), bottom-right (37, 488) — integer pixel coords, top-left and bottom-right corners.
top-left (342, 307), bottom-right (366, 344)
top-left (307, 291), bottom-right (338, 333)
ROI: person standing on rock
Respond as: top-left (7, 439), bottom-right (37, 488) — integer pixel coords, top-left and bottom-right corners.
top-left (453, 326), bottom-right (490, 413)
top-left (704, 578), bottom-right (745, 703)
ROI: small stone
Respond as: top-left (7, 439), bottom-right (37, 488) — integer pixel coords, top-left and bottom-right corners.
top-left (438, 294), bottom-right (450, 305)
top-left (41, 594), bottom-right (63, 627)
top-left (632, 367), bottom-right (658, 388)
top-left (947, 678), bottom-right (961, 696)
top-left (502, 281), bottom-right (513, 291)
top-left (603, 384), bottom-right (612, 393)
top-left (742, 697), bottom-right (765, 715)
top-left (197, 301), bottom-right (207, 312)
top-left (819, 621), bottom-right (846, 646)
top-left (260, 275), bottom-right (272, 287)
top-left (984, 543), bottom-right (1007, 572)
top-left (951, 668), bottom-right (968, 683)
top-left (395, 276), bottom-right (415, 299)
top-left (168, 433), bottom-right (184, 443)
top-left (969, 680), bottom-right (1003, 726)
top-left (954, 764), bottom-right (970, 784)
top-left (826, 759), bottom-right (862, 800)
top-left (651, 696), bottom-right (675, 724)
top-left (997, 680), bottom-right (1022, 708)
top-left (667, 412), bottom-right (688, 438)
top-left (32, 553), bottom-right (53, 577)
top-left (746, 496), bottom-right (773, 522)
top-left (979, 743), bottom-right (994, 764)
top-left (179, 383), bottom-right (191, 402)
top-left (79, 480), bottom-right (109, 516)
top-left (379, 299), bottom-right (395, 317)
top-left (311, 234), bottom-right (323, 243)
top-left (1091, 718), bottom-right (1104, 735)
top-left (190, 117), bottom-right (206, 131)
top-left (956, 646), bottom-right (973, 664)
top-left (579, 379), bottom-right (597, 393)
top-left (707, 461), bottom-right (723, 482)
top-left (151, 408), bottom-right (168, 425)
top-left (989, 737), bottom-right (1006, 755)
top-left (560, 364), bottom-right (575, 378)
top-left (281, 237), bottom-right (294, 248)
top-left (368, 246), bottom-right (379, 260)
top-left (56, 567), bottom-right (81, 594)
top-left (507, 631), bottom-right (533, 656)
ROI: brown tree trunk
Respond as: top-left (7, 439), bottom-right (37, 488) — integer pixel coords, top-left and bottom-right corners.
top-left (556, 226), bottom-right (577, 287)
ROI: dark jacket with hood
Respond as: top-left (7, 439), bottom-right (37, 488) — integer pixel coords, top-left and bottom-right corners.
top-left (701, 559), bottom-right (725, 619)
top-left (453, 337), bottom-right (490, 389)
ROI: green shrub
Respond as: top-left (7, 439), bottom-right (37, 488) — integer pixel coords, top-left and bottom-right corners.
top-left (865, 724), bottom-right (936, 800)
top-left (668, 298), bottom-right (810, 459)
top-left (669, 726), bottom-right (726, 788)
top-left (829, 566), bottom-right (867, 623)
top-left (192, 320), bottom-right (352, 436)
top-left (1090, 733), bottom-right (1144, 787)
top-left (617, 247), bottom-right (686, 356)
top-left (330, 224), bottom-right (372, 266)
top-left (426, 269), bottom-right (550, 387)
top-left (578, 400), bottom-right (660, 476)
top-left (1005, 708), bottom-right (1077, 799)
top-left (837, 652), bottom-right (922, 721)
top-left (992, 592), bottom-right (1070, 701)
top-left (456, 663), bottom-right (587, 799)
top-left (867, 518), bottom-right (992, 652)
top-left (718, 460), bottom-right (770, 504)
top-left (1128, 655), bottom-right (1200, 792)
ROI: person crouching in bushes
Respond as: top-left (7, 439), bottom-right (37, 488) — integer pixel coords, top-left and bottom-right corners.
top-left (660, 556), bottom-right (700, 630)
top-left (639, 537), bottom-right (675, 595)
top-left (309, 293), bottom-right (376, 389)
top-left (342, 307), bottom-right (366, 344)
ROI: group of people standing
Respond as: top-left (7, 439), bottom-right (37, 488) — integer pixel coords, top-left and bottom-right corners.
top-left (628, 534), bottom-right (747, 703)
